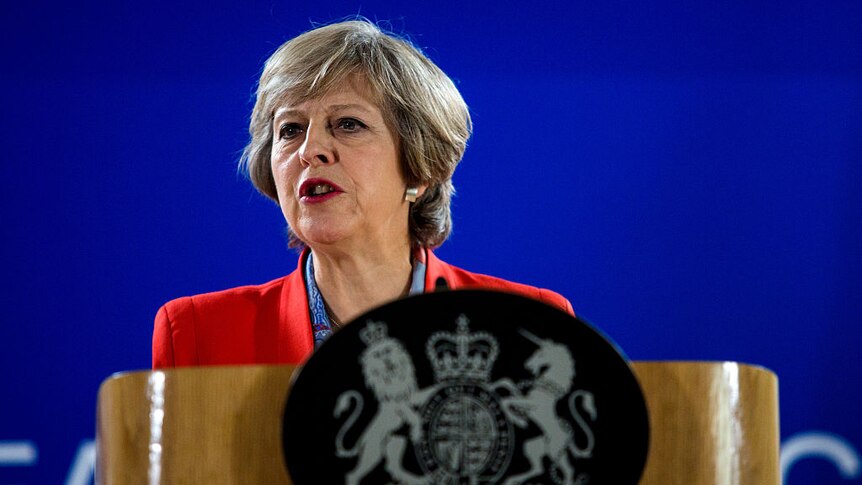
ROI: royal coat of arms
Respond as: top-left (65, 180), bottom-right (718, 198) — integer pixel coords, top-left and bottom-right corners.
top-left (332, 316), bottom-right (597, 485)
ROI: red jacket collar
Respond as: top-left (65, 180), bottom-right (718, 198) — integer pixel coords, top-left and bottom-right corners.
top-left (279, 249), bottom-right (314, 362)
top-left (424, 248), bottom-right (457, 292)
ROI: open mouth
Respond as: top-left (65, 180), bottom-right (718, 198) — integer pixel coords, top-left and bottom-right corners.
top-left (299, 178), bottom-right (342, 201)
top-left (308, 183), bottom-right (334, 196)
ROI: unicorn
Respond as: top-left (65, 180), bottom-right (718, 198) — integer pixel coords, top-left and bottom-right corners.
top-left (492, 330), bottom-right (597, 485)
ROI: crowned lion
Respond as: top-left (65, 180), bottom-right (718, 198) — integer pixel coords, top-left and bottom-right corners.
top-left (334, 322), bottom-right (436, 485)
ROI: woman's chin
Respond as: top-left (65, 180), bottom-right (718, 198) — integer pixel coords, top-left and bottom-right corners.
top-left (297, 227), bottom-right (351, 249)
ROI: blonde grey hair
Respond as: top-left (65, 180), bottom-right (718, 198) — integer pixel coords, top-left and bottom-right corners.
top-left (239, 20), bottom-right (472, 248)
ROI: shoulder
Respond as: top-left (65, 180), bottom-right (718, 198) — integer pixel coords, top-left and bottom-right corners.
top-left (159, 275), bottom-right (288, 322)
top-left (427, 251), bottom-right (574, 316)
top-left (153, 272), bottom-right (304, 368)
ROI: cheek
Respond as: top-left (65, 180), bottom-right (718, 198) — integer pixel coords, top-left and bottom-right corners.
top-left (358, 155), bottom-right (404, 199)
top-left (271, 159), bottom-right (297, 202)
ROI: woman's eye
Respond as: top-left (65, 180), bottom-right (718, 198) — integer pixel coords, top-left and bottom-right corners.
top-left (337, 118), bottom-right (365, 132)
top-left (278, 123), bottom-right (302, 140)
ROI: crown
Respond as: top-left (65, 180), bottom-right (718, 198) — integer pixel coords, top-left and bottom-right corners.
top-left (359, 320), bottom-right (389, 346)
top-left (426, 315), bottom-right (499, 382)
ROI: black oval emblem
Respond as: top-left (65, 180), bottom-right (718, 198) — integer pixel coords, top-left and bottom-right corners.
top-left (283, 290), bottom-right (649, 484)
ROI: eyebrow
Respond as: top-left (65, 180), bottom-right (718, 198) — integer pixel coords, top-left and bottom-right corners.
top-left (329, 104), bottom-right (374, 114)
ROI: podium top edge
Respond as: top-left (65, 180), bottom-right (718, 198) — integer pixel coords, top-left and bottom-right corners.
top-left (98, 364), bottom-right (300, 386)
top-left (100, 361), bottom-right (774, 383)
top-left (631, 360), bottom-right (777, 378)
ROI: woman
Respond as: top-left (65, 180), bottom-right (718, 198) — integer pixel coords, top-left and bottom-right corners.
top-left (153, 20), bottom-right (572, 368)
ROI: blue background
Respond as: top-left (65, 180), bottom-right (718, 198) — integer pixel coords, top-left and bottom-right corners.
top-left (1, 1), bottom-right (859, 483)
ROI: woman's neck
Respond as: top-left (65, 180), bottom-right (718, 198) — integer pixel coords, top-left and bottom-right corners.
top-left (310, 242), bottom-right (415, 324)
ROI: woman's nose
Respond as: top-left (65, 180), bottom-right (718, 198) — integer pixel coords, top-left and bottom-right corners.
top-left (298, 122), bottom-right (333, 166)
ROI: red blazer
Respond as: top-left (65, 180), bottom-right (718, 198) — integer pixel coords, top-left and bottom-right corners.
top-left (153, 249), bottom-right (573, 368)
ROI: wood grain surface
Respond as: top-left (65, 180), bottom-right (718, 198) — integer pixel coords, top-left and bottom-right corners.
top-left (97, 366), bottom-right (297, 485)
top-left (632, 362), bottom-right (780, 484)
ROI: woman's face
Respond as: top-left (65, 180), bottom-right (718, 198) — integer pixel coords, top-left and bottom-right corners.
top-left (270, 78), bottom-right (410, 251)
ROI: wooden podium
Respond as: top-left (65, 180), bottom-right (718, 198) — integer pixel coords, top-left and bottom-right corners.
top-left (97, 362), bottom-right (779, 484)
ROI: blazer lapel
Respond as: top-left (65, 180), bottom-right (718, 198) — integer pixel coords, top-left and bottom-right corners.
top-left (278, 248), bottom-right (315, 363)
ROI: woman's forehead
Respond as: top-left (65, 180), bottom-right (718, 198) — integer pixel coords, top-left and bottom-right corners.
top-left (273, 75), bottom-right (384, 116)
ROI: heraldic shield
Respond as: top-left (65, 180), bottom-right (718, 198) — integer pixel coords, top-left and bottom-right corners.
top-left (282, 290), bottom-right (649, 484)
